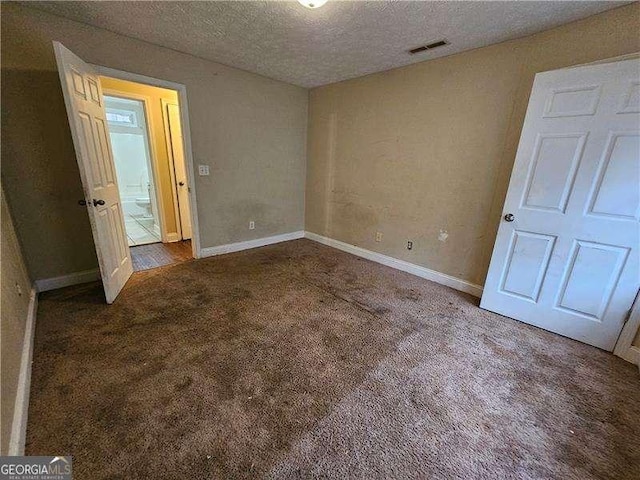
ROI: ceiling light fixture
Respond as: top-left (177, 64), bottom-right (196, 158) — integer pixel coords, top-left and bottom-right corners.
top-left (298, 0), bottom-right (328, 9)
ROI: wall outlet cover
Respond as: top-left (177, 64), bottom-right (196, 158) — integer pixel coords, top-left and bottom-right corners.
top-left (198, 164), bottom-right (210, 176)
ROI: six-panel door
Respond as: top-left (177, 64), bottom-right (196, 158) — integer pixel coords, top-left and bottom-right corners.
top-left (481, 59), bottom-right (639, 350)
top-left (54, 42), bottom-right (133, 303)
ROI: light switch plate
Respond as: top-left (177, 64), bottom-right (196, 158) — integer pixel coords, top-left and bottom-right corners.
top-left (198, 165), bottom-right (210, 176)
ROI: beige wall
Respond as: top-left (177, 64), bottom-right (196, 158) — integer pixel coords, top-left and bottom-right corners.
top-left (1, 3), bottom-right (308, 281)
top-left (306, 4), bottom-right (640, 286)
top-left (100, 76), bottom-right (180, 236)
top-left (1, 188), bottom-right (33, 455)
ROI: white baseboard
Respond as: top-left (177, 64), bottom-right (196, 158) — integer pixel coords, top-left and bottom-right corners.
top-left (304, 231), bottom-right (484, 298)
top-left (9, 288), bottom-right (38, 455)
top-left (35, 268), bottom-right (100, 293)
top-left (199, 231), bottom-right (305, 258)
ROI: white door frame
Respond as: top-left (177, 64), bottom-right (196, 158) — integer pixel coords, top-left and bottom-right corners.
top-left (93, 65), bottom-right (201, 259)
top-left (102, 89), bottom-right (168, 243)
top-left (613, 290), bottom-right (640, 366)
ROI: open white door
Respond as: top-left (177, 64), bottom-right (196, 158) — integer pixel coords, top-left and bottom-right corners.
top-left (164, 101), bottom-right (192, 240)
top-left (54, 42), bottom-right (133, 303)
top-left (481, 58), bottom-right (639, 351)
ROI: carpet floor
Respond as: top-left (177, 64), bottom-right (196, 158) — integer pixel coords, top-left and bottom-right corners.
top-left (26, 239), bottom-right (640, 479)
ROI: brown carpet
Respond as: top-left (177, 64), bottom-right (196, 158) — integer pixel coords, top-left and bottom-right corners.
top-left (26, 239), bottom-right (640, 479)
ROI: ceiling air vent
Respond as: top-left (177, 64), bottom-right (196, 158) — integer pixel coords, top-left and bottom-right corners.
top-left (408, 40), bottom-right (449, 55)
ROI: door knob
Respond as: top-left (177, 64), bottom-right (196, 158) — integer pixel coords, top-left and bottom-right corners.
top-left (178, 181), bottom-right (185, 186)
top-left (93, 199), bottom-right (106, 206)
top-left (504, 213), bottom-right (515, 222)
top-left (78, 199), bottom-right (87, 206)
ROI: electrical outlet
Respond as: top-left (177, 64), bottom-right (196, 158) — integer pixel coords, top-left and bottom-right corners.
top-left (249, 221), bottom-right (255, 230)
top-left (375, 232), bottom-right (383, 242)
top-left (198, 164), bottom-right (210, 176)
top-left (407, 241), bottom-right (413, 250)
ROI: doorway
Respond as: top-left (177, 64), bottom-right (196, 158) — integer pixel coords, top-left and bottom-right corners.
top-left (100, 76), bottom-right (194, 271)
top-left (54, 42), bottom-right (200, 301)
top-left (105, 95), bottom-right (162, 246)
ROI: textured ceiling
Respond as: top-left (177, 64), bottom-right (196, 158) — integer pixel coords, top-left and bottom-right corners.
top-left (27, 1), bottom-right (628, 88)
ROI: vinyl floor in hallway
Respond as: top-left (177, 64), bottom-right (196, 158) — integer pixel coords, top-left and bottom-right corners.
top-left (130, 240), bottom-right (192, 272)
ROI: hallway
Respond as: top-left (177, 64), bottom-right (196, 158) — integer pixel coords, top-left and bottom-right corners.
top-left (130, 240), bottom-right (192, 272)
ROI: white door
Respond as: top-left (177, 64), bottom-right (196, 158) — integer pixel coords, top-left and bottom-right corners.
top-left (165, 102), bottom-right (192, 240)
top-left (54, 42), bottom-right (133, 303)
top-left (481, 58), bottom-right (639, 351)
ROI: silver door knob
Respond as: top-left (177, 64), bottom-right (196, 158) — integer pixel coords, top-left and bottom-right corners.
top-left (504, 213), bottom-right (515, 222)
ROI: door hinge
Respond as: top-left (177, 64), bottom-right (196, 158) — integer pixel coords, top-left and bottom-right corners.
top-left (623, 309), bottom-right (632, 325)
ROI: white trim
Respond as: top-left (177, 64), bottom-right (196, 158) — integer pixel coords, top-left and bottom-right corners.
top-left (92, 65), bottom-right (202, 259)
top-left (200, 231), bottom-right (305, 258)
top-left (304, 232), bottom-right (484, 298)
top-left (9, 288), bottom-right (38, 455)
top-left (619, 346), bottom-right (640, 369)
top-left (614, 290), bottom-right (640, 367)
top-left (35, 269), bottom-right (100, 293)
